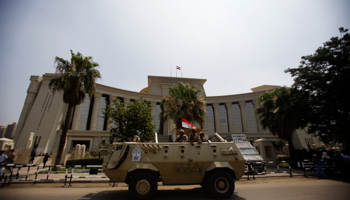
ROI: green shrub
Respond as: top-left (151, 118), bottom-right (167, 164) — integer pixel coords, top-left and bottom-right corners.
top-left (66, 158), bottom-right (103, 166)
top-left (276, 155), bottom-right (290, 163)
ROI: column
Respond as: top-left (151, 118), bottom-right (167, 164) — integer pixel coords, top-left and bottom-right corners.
top-left (150, 101), bottom-right (156, 126)
top-left (90, 92), bottom-right (102, 131)
top-left (14, 76), bottom-right (43, 145)
top-left (213, 103), bottom-right (220, 133)
top-left (71, 103), bottom-right (83, 130)
top-left (225, 102), bottom-right (233, 133)
top-left (239, 101), bottom-right (248, 133)
top-left (253, 100), bottom-right (264, 133)
top-left (124, 98), bottom-right (130, 109)
top-left (106, 95), bottom-right (117, 131)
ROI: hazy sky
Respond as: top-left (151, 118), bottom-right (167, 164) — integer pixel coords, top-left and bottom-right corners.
top-left (0, 0), bottom-right (349, 126)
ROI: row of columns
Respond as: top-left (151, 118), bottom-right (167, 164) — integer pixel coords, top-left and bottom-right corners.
top-left (211, 100), bottom-right (264, 133)
top-left (70, 92), bottom-right (264, 134)
top-left (71, 93), bottom-right (158, 132)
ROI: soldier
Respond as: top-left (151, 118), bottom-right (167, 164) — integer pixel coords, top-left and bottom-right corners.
top-left (175, 129), bottom-right (188, 142)
top-left (197, 131), bottom-right (207, 144)
top-left (133, 130), bottom-right (141, 142)
top-left (189, 127), bottom-right (199, 145)
top-left (128, 131), bottom-right (141, 142)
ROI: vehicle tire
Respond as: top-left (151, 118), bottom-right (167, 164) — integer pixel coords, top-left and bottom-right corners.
top-left (129, 173), bottom-right (158, 200)
top-left (206, 171), bottom-right (235, 199)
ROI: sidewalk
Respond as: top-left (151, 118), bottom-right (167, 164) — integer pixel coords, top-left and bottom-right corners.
top-left (1, 165), bottom-right (309, 186)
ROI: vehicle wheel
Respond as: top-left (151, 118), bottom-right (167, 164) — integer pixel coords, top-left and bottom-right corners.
top-left (207, 171), bottom-right (235, 199)
top-left (129, 173), bottom-right (158, 200)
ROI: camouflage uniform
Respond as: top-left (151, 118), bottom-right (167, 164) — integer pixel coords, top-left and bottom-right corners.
top-left (175, 134), bottom-right (188, 142)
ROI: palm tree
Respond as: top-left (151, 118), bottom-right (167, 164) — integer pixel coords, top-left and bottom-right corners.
top-left (160, 82), bottom-right (206, 129)
top-left (49, 50), bottom-right (101, 166)
top-left (255, 87), bottom-right (307, 163)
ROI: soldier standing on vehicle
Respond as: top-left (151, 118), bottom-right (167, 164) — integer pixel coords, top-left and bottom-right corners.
top-left (175, 129), bottom-right (188, 142)
top-left (197, 131), bottom-right (207, 144)
top-left (189, 127), bottom-right (199, 145)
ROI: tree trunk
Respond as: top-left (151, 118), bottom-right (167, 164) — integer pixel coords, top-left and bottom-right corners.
top-left (286, 137), bottom-right (296, 165)
top-left (54, 103), bottom-right (74, 168)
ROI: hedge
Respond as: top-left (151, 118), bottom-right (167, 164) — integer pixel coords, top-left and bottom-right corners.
top-left (276, 155), bottom-right (290, 163)
top-left (66, 158), bottom-right (103, 166)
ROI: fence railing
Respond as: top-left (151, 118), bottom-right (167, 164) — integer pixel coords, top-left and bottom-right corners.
top-left (244, 160), bottom-right (293, 180)
top-left (0, 164), bottom-right (107, 187)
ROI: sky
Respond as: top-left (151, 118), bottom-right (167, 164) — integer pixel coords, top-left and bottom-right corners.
top-left (0, 0), bottom-right (349, 126)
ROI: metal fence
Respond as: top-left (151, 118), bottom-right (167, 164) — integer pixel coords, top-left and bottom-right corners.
top-left (0, 164), bottom-right (107, 187)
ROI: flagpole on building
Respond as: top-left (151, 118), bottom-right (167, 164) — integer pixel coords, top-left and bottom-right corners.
top-left (170, 65), bottom-right (172, 77)
top-left (181, 66), bottom-right (182, 78)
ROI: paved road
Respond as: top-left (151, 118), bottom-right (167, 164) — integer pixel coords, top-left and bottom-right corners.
top-left (1, 177), bottom-right (349, 200)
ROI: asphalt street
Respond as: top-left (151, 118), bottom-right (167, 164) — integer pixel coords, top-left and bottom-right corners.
top-left (1, 177), bottom-right (349, 200)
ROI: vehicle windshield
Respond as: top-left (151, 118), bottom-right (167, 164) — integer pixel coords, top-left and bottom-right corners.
top-left (114, 145), bottom-right (124, 151)
top-left (239, 148), bottom-right (259, 155)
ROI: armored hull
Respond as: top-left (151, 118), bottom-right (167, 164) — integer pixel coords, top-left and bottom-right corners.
top-left (103, 142), bottom-right (245, 199)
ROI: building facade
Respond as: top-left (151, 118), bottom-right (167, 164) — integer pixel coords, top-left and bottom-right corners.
top-left (4, 122), bottom-right (16, 139)
top-left (13, 73), bottom-right (319, 154)
top-left (0, 126), bottom-right (7, 138)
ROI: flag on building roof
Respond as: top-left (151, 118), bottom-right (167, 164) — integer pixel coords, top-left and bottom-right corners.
top-left (181, 118), bottom-right (198, 129)
top-left (176, 66), bottom-right (181, 70)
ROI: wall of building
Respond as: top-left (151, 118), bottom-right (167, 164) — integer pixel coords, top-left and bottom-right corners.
top-left (4, 122), bottom-right (17, 139)
top-left (0, 126), bottom-right (6, 138)
top-left (14, 73), bottom-right (319, 154)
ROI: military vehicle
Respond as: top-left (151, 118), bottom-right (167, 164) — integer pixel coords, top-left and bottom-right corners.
top-left (102, 141), bottom-right (245, 200)
top-left (231, 134), bottom-right (265, 173)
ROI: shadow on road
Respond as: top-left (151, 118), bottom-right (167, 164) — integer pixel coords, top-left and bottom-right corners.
top-left (79, 187), bottom-right (247, 200)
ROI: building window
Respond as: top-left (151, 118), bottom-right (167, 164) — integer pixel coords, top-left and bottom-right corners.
top-left (155, 103), bottom-right (162, 133)
top-left (231, 103), bottom-right (243, 133)
top-left (96, 96), bottom-right (107, 131)
top-left (305, 138), bottom-right (314, 147)
top-left (245, 102), bottom-right (258, 133)
top-left (218, 104), bottom-right (229, 133)
top-left (206, 104), bottom-right (215, 134)
top-left (79, 94), bottom-right (91, 130)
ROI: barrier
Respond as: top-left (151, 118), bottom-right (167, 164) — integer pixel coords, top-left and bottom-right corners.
top-left (244, 160), bottom-right (293, 180)
top-left (63, 165), bottom-right (106, 187)
top-left (298, 159), bottom-right (335, 178)
top-left (0, 164), bottom-right (80, 187)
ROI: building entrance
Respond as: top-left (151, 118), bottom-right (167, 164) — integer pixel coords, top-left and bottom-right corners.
top-left (71, 140), bottom-right (90, 151)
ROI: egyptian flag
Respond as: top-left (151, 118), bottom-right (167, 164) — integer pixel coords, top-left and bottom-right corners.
top-left (182, 118), bottom-right (198, 129)
top-left (176, 66), bottom-right (181, 70)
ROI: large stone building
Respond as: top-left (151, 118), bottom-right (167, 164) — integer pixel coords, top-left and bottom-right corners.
top-left (0, 126), bottom-right (6, 138)
top-left (4, 122), bottom-right (17, 139)
top-left (13, 73), bottom-right (319, 154)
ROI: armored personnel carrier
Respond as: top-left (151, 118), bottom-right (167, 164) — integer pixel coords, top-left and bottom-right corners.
top-left (102, 141), bottom-right (245, 200)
